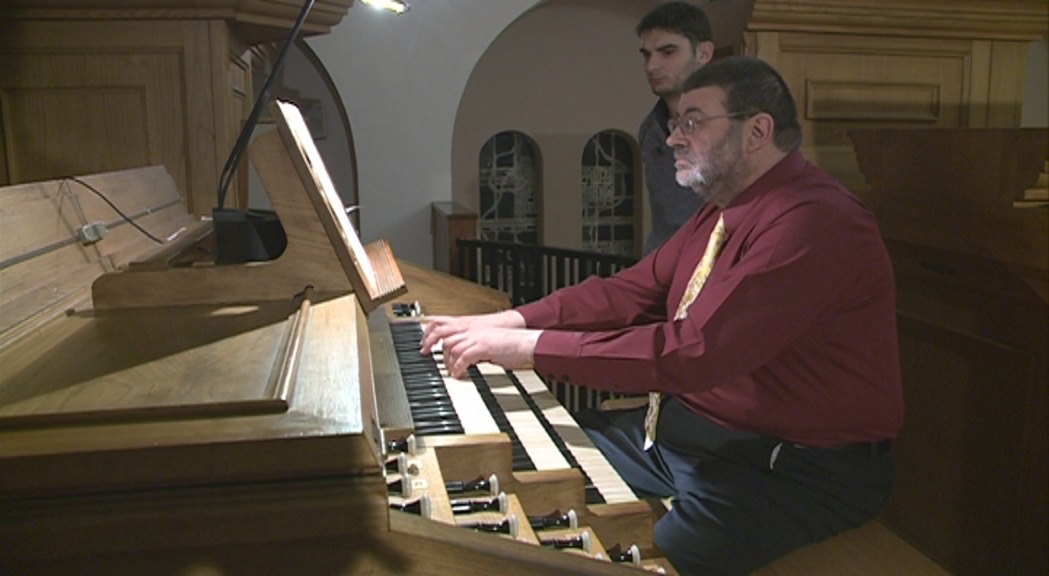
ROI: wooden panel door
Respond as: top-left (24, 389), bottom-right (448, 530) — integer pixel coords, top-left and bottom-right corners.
top-left (0, 19), bottom-right (248, 215)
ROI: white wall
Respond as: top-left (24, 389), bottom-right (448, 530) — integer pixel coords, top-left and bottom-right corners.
top-left (451, 0), bottom-right (661, 254)
top-left (308, 1), bottom-right (540, 267)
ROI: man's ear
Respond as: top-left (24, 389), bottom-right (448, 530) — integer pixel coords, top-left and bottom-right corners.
top-left (747, 114), bottom-right (775, 152)
top-left (695, 40), bottom-right (715, 65)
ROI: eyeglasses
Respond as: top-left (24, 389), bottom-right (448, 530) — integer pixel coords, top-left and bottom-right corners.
top-left (668, 112), bottom-right (751, 135)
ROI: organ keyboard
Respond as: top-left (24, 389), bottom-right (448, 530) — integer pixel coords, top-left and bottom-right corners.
top-left (388, 320), bottom-right (638, 506)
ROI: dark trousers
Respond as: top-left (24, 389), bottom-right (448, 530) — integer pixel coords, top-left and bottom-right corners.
top-left (576, 398), bottom-right (893, 576)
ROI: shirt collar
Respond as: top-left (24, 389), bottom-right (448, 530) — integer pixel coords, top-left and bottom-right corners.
top-left (720, 149), bottom-right (807, 232)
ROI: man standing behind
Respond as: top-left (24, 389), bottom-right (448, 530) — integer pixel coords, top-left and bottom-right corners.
top-left (637, 2), bottom-right (715, 254)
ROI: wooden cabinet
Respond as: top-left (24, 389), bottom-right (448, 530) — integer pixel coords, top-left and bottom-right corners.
top-left (431, 201), bottom-right (479, 276)
top-left (745, 0), bottom-right (1047, 191)
top-left (849, 128), bottom-right (1048, 576)
top-left (0, 0), bottom-right (352, 216)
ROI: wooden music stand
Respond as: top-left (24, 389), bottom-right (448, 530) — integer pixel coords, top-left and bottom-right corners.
top-left (91, 100), bottom-right (405, 313)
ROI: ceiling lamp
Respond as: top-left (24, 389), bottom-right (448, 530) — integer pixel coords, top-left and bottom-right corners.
top-left (360, 0), bottom-right (409, 14)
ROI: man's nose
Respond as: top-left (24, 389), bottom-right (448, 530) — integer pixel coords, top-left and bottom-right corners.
top-left (666, 126), bottom-right (684, 148)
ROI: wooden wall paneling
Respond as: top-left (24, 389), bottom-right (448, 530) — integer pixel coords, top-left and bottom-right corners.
top-left (0, 21), bottom-right (189, 194)
top-left (759, 33), bottom-right (976, 191)
top-left (746, 30), bottom-right (782, 67)
top-left (965, 39), bottom-right (1032, 128)
top-left (967, 40), bottom-right (992, 127)
top-left (213, 18), bottom-right (254, 213)
top-left (743, 0), bottom-right (1047, 189)
top-left (848, 128), bottom-right (1048, 274)
top-left (849, 128), bottom-right (1048, 575)
top-left (0, 1), bottom-right (354, 42)
top-left (0, 47), bottom-right (155, 181)
top-left (0, 17), bottom-right (256, 216)
top-left (746, 1), bottom-right (1048, 40)
top-left (987, 40), bottom-right (1033, 127)
top-left (887, 241), bottom-right (1048, 575)
top-left (183, 19), bottom-right (222, 216)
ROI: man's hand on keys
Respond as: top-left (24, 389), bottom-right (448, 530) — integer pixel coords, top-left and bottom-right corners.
top-left (420, 311), bottom-right (540, 378)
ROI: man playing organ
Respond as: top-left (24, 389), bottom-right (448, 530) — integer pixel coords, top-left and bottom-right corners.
top-left (420, 56), bottom-right (903, 576)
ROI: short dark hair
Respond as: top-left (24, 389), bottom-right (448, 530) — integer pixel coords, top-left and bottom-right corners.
top-left (682, 56), bottom-right (803, 152)
top-left (636, 2), bottom-right (712, 48)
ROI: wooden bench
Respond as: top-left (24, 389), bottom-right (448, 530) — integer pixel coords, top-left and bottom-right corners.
top-left (754, 520), bottom-right (948, 576)
top-left (603, 398), bottom-right (950, 575)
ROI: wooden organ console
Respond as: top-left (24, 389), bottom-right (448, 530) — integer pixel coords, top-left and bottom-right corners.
top-left (848, 128), bottom-right (1048, 576)
top-left (0, 102), bottom-right (668, 575)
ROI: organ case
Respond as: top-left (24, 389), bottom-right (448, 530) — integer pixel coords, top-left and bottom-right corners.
top-left (0, 102), bottom-right (661, 575)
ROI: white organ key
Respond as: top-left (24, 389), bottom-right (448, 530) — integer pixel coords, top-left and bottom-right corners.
top-left (512, 370), bottom-right (638, 504)
top-left (441, 375), bottom-right (501, 434)
top-left (476, 362), bottom-right (570, 471)
top-left (424, 335), bottom-right (636, 504)
top-left (432, 350), bottom-right (501, 435)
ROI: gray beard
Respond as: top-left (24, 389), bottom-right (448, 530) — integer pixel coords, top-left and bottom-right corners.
top-left (675, 166), bottom-right (706, 190)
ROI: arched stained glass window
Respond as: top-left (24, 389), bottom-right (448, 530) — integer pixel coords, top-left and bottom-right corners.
top-left (479, 131), bottom-right (539, 245)
top-left (581, 130), bottom-right (635, 257)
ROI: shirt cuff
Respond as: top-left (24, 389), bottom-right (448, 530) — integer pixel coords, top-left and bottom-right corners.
top-left (532, 329), bottom-right (580, 382)
top-left (516, 299), bottom-right (559, 327)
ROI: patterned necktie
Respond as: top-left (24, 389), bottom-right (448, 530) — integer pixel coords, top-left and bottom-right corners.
top-left (644, 214), bottom-right (727, 450)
